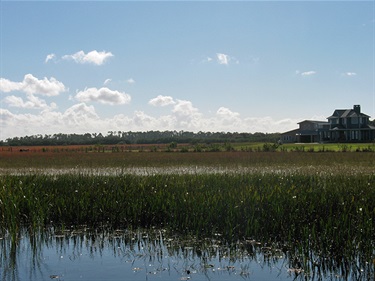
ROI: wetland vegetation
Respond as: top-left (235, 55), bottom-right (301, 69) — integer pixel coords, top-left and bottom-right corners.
top-left (0, 145), bottom-right (374, 280)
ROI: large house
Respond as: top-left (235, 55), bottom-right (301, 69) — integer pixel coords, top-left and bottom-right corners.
top-left (281, 105), bottom-right (375, 143)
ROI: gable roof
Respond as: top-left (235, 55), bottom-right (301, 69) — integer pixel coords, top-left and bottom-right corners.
top-left (327, 109), bottom-right (370, 119)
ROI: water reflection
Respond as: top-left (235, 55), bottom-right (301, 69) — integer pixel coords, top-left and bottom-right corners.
top-left (0, 228), bottom-right (373, 281)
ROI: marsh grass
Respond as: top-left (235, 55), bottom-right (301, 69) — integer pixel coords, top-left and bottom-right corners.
top-left (0, 150), bottom-right (374, 279)
top-left (1, 150), bottom-right (375, 169)
top-left (0, 172), bottom-right (374, 275)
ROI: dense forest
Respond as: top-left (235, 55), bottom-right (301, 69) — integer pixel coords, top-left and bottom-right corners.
top-left (1, 131), bottom-right (281, 146)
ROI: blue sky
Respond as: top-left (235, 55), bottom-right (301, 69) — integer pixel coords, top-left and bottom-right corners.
top-left (0, 1), bottom-right (374, 140)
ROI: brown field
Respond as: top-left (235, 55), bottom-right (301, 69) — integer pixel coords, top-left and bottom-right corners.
top-left (1, 144), bottom-right (375, 176)
top-left (0, 143), bottom-right (172, 153)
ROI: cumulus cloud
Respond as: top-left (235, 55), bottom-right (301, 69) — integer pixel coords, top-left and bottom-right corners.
top-left (0, 89), bottom-right (302, 140)
top-left (45, 53), bottom-right (56, 63)
top-left (63, 103), bottom-right (99, 125)
top-left (0, 74), bottom-right (66, 96)
top-left (0, 108), bottom-right (14, 122)
top-left (3, 96), bottom-right (25, 108)
top-left (216, 53), bottom-right (230, 65)
top-left (111, 111), bottom-right (176, 132)
top-left (3, 95), bottom-right (57, 110)
top-left (75, 87), bottom-right (131, 105)
top-left (0, 103), bottom-right (102, 139)
top-left (200, 53), bottom-right (238, 65)
top-left (148, 95), bottom-right (175, 107)
top-left (0, 78), bottom-right (23, 92)
top-left (172, 100), bottom-right (200, 117)
top-left (217, 107), bottom-right (240, 117)
top-left (133, 111), bottom-right (159, 127)
top-left (0, 102), bottom-right (303, 141)
top-left (62, 50), bottom-right (113, 65)
top-left (215, 107), bottom-right (242, 126)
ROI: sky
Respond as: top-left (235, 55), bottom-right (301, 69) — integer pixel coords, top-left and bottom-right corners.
top-left (0, 1), bottom-right (374, 140)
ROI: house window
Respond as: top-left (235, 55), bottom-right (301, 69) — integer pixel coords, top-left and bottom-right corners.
top-left (351, 131), bottom-right (359, 140)
top-left (352, 117), bottom-right (358, 124)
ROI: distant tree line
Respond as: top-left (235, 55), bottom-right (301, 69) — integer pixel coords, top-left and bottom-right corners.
top-left (1, 131), bottom-right (281, 146)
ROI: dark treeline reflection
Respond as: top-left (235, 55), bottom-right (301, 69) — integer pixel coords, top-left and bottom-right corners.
top-left (0, 227), bottom-right (373, 281)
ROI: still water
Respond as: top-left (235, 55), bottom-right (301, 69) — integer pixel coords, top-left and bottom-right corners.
top-left (0, 228), bottom-right (370, 281)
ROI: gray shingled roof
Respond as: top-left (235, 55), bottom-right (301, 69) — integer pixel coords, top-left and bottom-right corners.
top-left (297, 120), bottom-right (328, 124)
top-left (327, 109), bottom-right (370, 119)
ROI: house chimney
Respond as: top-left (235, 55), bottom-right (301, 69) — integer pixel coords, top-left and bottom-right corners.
top-left (353, 105), bottom-right (360, 114)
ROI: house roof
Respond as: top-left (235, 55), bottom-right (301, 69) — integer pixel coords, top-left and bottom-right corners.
top-left (327, 109), bottom-right (370, 119)
top-left (297, 120), bottom-right (328, 124)
top-left (280, 128), bottom-right (299, 135)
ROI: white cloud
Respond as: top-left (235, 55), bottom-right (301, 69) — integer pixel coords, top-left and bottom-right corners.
top-left (148, 95), bottom-right (175, 107)
top-left (0, 74), bottom-right (66, 96)
top-left (0, 103), bottom-right (102, 139)
top-left (172, 99), bottom-right (200, 117)
top-left (75, 87), bottom-right (131, 105)
top-left (103, 79), bottom-right (112, 85)
top-left (168, 100), bottom-right (204, 131)
top-left (0, 86), bottom-right (306, 140)
top-left (63, 103), bottom-right (99, 126)
top-left (343, 72), bottom-right (357, 76)
top-left (216, 107), bottom-right (240, 117)
top-left (0, 108), bottom-right (14, 122)
top-left (110, 112), bottom-right (177, 132)
top-left (0, 102), bottom-right (303, 141)
top-left (3, 95), bottom-right (25, 107)
top-left (133, 111), bottom-right (159, 127)
top-left (216, 107), bottom-right (241, 126)
top-left (126, 78), bottom-right (136, 84)
top-left (62, 50), bottom-right (114, 65)
top-left (216, 53), bottom-right (230, 65)
top-left (45, 53), bottom-right (56, 63)
top-left (3, 94), bottom-right (57, 110)
top-left (202, 56), bottom-right (213, 63)
top-left (0, 78), bottom-right (23, 92)
top-left (200, 53), bottom-right (238, 65)
top-left (300, 71), bottom-right (316, 76)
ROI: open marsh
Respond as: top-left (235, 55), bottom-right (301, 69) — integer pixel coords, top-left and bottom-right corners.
top-left (1, 150), bottom-right (375, 173)
top-left (0, 150), bottom-right (374, 280)
top-left (3, 227), bottom-right (372, 281)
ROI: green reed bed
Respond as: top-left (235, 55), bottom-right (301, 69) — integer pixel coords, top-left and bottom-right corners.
top-left (1, 172), bottom-right (374, 259)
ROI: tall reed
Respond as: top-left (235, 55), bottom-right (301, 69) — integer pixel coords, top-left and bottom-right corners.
top-left (0, 172), bottom-right (373, 266)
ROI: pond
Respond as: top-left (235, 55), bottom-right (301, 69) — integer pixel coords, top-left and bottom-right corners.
top-left (1, 228), bottom-right (371, 281)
